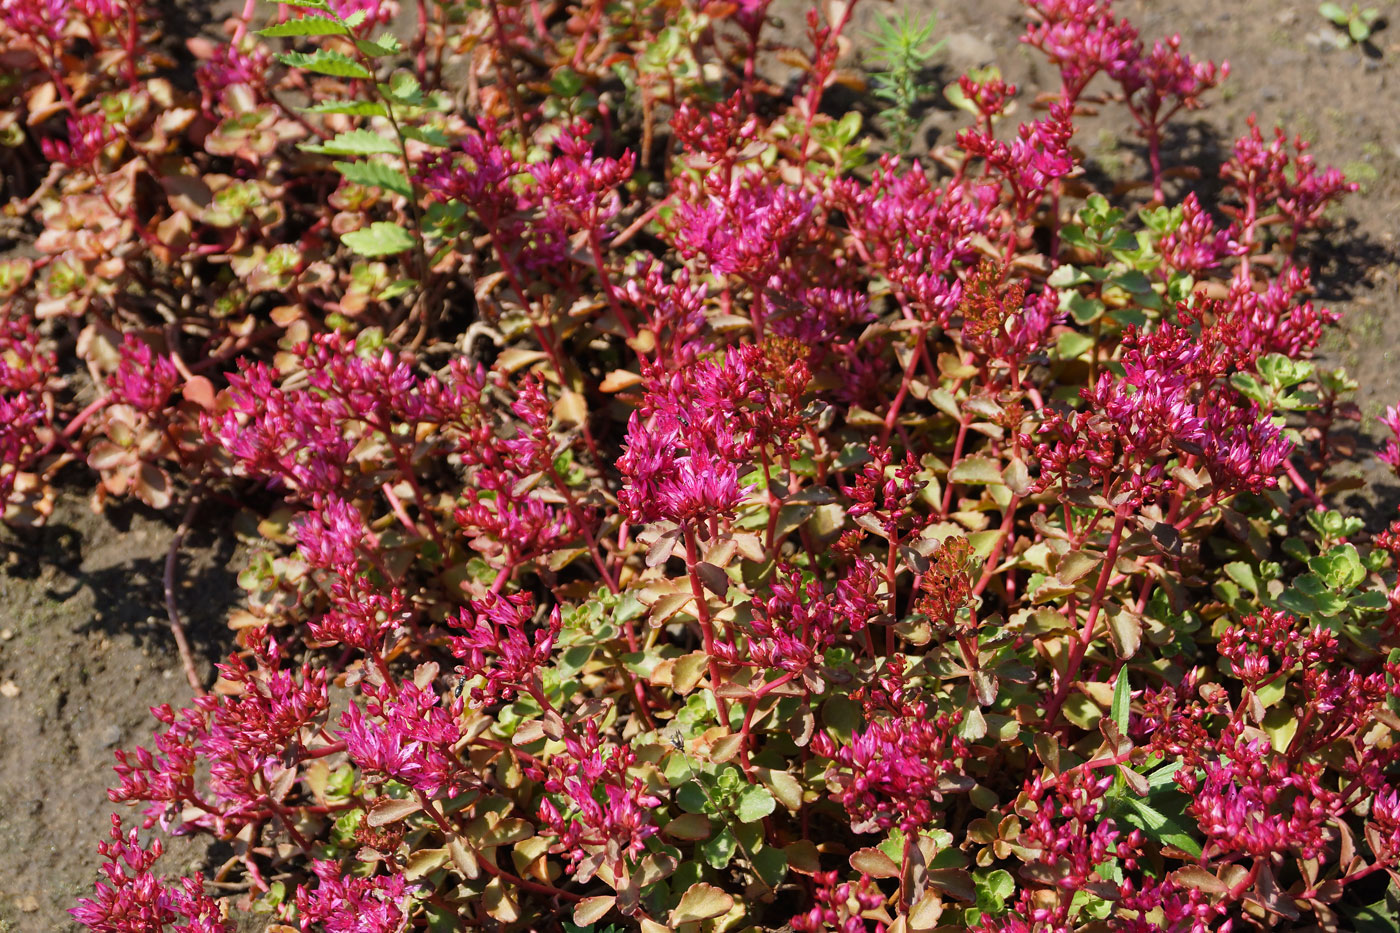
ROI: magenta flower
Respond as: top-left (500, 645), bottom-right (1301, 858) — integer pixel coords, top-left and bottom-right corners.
top-left (533, 720), bottom-right (660, 881)
top-left (0, 392), bottom-right (43, 502)
top-left (1222, 118), bottom-right (1357, 243)
top-left (448, 593), bottom-right (560, 705)
top-left (338, 681), bottom-right (464, 798)
top-left (1022, 0), bottom-right (1141, 102)
top-left (958, 100), bottom-right (1076, 221)
top-left (1176, 736), bottom-right (1340, 861)
top-left (834, 157), bottom-right (995, 324)
top-left (791, 872), bottom-right (885, 933)
top-left (1, 0), bottom-right (68, 44)
top-left (294, 495), bottom-right (375, 576)
top-left (108, 334), bottom-right (180, 414)
top-left (1219, 265), bottom-right (1339, 362)
top-left (111, 632), bottom-right (330, 835)
top-left (1217, 608), bottom-right (1338, 686)
top-left (195, 41), bottom-right (271, 113)
top-left (820, 710), bottom-right (967, 833)
top-left (310, 580), bottom-right (406, 654)
top-left (671, 169), bottom-right (811, 284)
top-left (1160, 192), bottom-right (1234, 275)
top-left (530, 121), bottom-right (634, 239)
top-left (616, 354), bottom-right (773, 525)
top-left (1379, 404), bottom-right (1400, 476)
top-left (0, 314), bottom-right (54, 393)
top-left (40, 113), bottom-right (113, 170)
top-left (295, 861), bottom-right (413, 933)
top-left (71, 815), bottom-right (229, 933)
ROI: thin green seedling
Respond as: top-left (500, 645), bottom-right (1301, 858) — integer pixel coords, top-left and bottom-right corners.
top-left (864, 10), bottom-right (944, 153)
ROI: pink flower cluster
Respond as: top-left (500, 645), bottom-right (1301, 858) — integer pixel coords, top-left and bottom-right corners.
top-left (70, 816), bottom-right (229, 933)
top-left (340, 680), bottom-right (464, 798)
top-left (1381, 404), bottom-right (1400, 475)
top-left (294, 860), bottom-right (413, 933)
top-left (815, 710), bottom-right (967, 833)
top-left (532, 719), bottom-right (660, 880)
top-left (1222, 117), bottom-right (1358, 245)
top-left (110, 632), bottom-right (331, 836)
top-left (108, 335), bottom-right (180, 414)
top-left (448, 593), bottom-right (560, 705)
top-left (1034, 312), bottom-right (1292, 501)
top-left (792, 872), bottom-right (886, 933)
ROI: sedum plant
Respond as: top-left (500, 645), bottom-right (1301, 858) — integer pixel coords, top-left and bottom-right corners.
top-left (0, 0), bottom-right (1395, 930)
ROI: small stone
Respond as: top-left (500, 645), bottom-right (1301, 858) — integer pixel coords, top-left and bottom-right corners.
top-left (15, 894), bottom-right (38, 912)
top-left (0, 628), bottom-right (12, 640)
top-left (942, 31), bottom-right (997, 72)
top-left (1259, 85), bottom-right (1279, 102)
top-left (0, 681), bottom-right (19, 698)
top-left (100, 724), bottom-right (123, 748)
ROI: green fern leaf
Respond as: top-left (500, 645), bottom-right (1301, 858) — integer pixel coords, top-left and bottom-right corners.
top-left (342, 222), bottom-right (416, 257)
top-left (300, 128), bottom-right (399, 157)
top-left (333, 160), bottom-right (412, 197)
top-left (257, 15), bottom-right (348, 38)
top-left (278, 49), bottom-right (372, 80)
top-left (302, 100), bottom-right (389, 117)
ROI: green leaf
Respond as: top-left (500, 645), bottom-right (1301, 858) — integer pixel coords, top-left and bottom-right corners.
top-left (551, 67), bottom-right (585, 98)
top-left (1059, 225), bottom-right (1093, 249)
top-left (676, 782), bottom-right (709, 814)
top-left (1349, 883), bottom-right (1400, 933)
top-left (302, 128), bottom-right (400, 156)
top-left (1350, 15), bottom-right (1370, 41)
top-left (303, 99), bottom-right (389, 117)
top-left (400, 125), bottom-right (453, 147)
top-left (976, 869), bottom-right (1015, 914)
top-left (751, 845), bottom-right (788, 887)
top-left (1065, 292), bottom-right (1105, 324)
top-left (1319, 2), bottom-right (1348, 23)
top-left (948, 456), bottom-right (1005, 485)
top-left (1352, 588), bottom-right (1389, 611)
top-left (671, 882), bottom-right (734, 923)
top-left (1111, 667), bottom-right (1131, 733)
top-left (385, 71), bottom-right (423, 105)
top-left (277, 49), bottom-right (372, 80)
top-left (759, 769), bottom-right (803, 811)
top-left (1047, 264), bottom-right (1092, 288)
top-left (1230, 372), bottom-right (1269, 405)
top-left (1257, 353), bottom-right (1313, 389)
top-left (944, 79), bottom-right (975, 114)
top-left (1109, 269), bottom-right (1153, 294)
top-left (333, 160), bottom-right (412, 196)
top-left (662, 812), bottom-right (713, 840)
top-left (700, 827), bottom-right (737, 869)
top-left (342, 222), bottom-right (415, 257)
top-left (1118, 796), bottom-right (1202, 857)
top-left (258, 15), bottom-right (347, 37)
top-left (1309, 544), bottom-right (1365, 591)
top-left (822, 695), bottom-right (860, 742)
top-left (1054, 330), bottom-right (1095, 361)
top-left (1144, 759), bottom-right (1183, 791)
top-left (734, 785), bottom-right (776, 823)
top-left (379, 278), bottom-right (416, 300)
top-left (356, 34), bottom-right (403, 57)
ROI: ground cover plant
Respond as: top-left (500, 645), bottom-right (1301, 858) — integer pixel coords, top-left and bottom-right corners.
top-left (1, 0), bottom-right (1398, 929)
